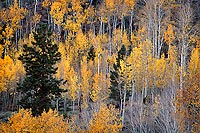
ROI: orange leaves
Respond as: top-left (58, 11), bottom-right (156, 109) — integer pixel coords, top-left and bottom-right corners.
top-left (118, 58), bottom-right (132, 89)
top-left (128, 47), bottom-right (144, 90)
top-left (91, 72), bottom-right (110, 102)
top-left (35, 109), bottom-right (69, 133)
top-left (42, 0), bottom-right (52, 8)
top-left (188, 48), bottom-right (200, 76)
top-left (0, 106), bottom-right (121, 133)
top-left (104, 0), bottom-right (135, 15)
top-left (8, 0), bottom-right (27, 29)
top-left (124, 0), bottom-right (135, 9)
top-left (66, 67), bottom-right (79, 101)
top-left (3, 26), bottom-right (14, 39)
top-left (50, 1), bottom-right (66, 25)
top-left (105, 0), bottom-right (115, 11)
top-left (31, 13), bottom-right (41, 25)
top-left (0, 56), bottom-right (17, 92)
top-left (56, 43), bottom-right (79, 101)
top-left (74, 30), bottom-right (89, 53)
top-left (155, 55), bottom-right (167, 88)
top-left (0, 0), bottom-right (27, 54)
top-left (175, 48), bottom-right (200, 132)
top-left (0, 109), bottom-right (35, 133)
top-left (88, 103), bottom-right (122, 133)
top-left (164, 24), bottom-right (175, 45)
top-left (56, 42), bottom-right (68, 82)
top-left (1, 26), bottom-right (14, 46)
top-left (80, 56), bottom-right (92, 108)
top-left (63, 0), bottom-right (88, 32)
top-left (186, 48), bottom-right (200, 132)
top-left (122, 31), bottom-right (131, 49)
top-left (0, 109), bottom-right (72, 133)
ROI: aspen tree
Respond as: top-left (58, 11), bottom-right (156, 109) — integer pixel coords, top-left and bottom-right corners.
top-left (80, 56), bottom-right (92, 108)
top-left (88, 103), bottom-right (122, 133)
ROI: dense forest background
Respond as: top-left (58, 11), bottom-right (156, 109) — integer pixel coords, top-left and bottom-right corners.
top-left (0, 0), bottom-right (199, 132)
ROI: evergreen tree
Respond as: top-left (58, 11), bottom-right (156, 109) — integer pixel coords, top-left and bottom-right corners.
top-left (17, 24), bottom-right (62, 116)
top-left (110, 45), bottom-right (131, 105)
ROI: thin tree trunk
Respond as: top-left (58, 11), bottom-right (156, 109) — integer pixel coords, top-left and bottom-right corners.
top-left (72, 100), bottom-right (75, 112)
top-left (130, 81), bottom-right (134, 130)
top-left (64, 94), bottom-right (66, 114)
top-left (122, 89), bottom-right (127, 127)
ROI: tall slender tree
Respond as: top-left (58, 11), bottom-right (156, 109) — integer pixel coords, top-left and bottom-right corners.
top-left (17, 23), bottom-right (62, 116)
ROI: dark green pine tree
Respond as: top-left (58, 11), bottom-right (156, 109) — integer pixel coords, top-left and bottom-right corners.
top-left (110, 44), bottom-right (132, 106)
top-left (17, 24), bottom-right (62, 116)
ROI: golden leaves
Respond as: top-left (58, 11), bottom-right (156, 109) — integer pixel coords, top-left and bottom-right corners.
top-left (74, 30), bottom-right (89, 53)
top-left (88, 103), bottom-right (122, 133)
top-left (164, 24), bottom-right (175, 45)
top-left (50, 1), bottom-right (66, 25)
top-left (66, 67), bottom-right (79, 101)
top-left (0, 0), bottom-right (27, 55)
top-left (122, 31), bottom-right (130, 49)
top-left (80, 56), bottom-right (92, 108)
top-left (8, 0), bottom-right (27, 30)
top-left (32, 13), bottom-right (41, 25)
top-left (91, 72), bottom-right (110, 102)
top-left (124, 0), bottom-right (135, 9)
top-left (3, 26), bottom-right (14, 39)
top-left (0, 109), bottom-right (72, 133)
top-left (155, 55), bottom-right (167, 88)
top-left (0, 106), bottom-right (122, 133)
top-left (42, 0), bottom-right (52, 8)
top-left (0, 56), bottom-right (17, 92)
top-left (188, 48), bottom-right (200, 76)
top-left (105, 0), bottom-right (115, 11)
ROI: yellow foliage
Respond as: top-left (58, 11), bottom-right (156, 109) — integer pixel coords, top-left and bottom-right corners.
top-left (0, 109), bottom-right (36, 133)
top-left (32, 13), bottom-right (41, 25)
top-left (66, 67), bottom-right (79, 101)
top-left (88, 103), bottom-right (122, 133)
top-left (122, 31), bottom-right (130, 48)
top-left (107, 53), bottom-right (117, 67)
top-left (175, 50), bottom-right (200, 132)
top-left (64, 0), bottom-right (87, 32)
top-left (0, 56), bottom-right (17, 92)
top-left (56, 43), bottom-right (68, 81)
top-left (3, 26), bottom-right (14, 39)
top-left (42, 0), bottom-right (52, 8)
top-left (164, 24), bottom-right (175, 45)
top-left (118, 57), bottom-right (133, 90)
top-left (74, 30), bottom-right (89, 53)
top-left (113, 29), bottom-right (122, 51)
top-left (125, 0), bottom-right (135, 7)
top-left (8, 0), bottom-right (27, 30)
top-left (0, 0), bottom-right (27, 54)
top-left (186, 48), bottom-right (200, 132)
top-left (0, 45), bottom-right (3, 57)
top-left (128, 47), bottom-right (144, 90)
top-left (155, 55), bottom-right (167, 88)
top-left (105, 0), bottom-right (115, 11)
top-left (188, 48), bottom-right (200, 76)
top-left (152, 95), bottom-right (161, 117)
top-left (195, 36), bottom-right (200, 48)
top-left (175, 89), bottom-right (187, 132)
top-left (0, 109), bottom-right (73, 133)
top-left (35, 109), bottom-right (69, 133)
top-left (50, 0), bottom-right (66, 25)
top-left (131, 33), bottom-right (140, 47)
top-left (124, 0), bottom-right (135, 9)
top-left (91, 73), bottom-right (110, 102)
top-left (56, 43), bottom-right (79, 101)
top-left (80, 56), bottom-right (92, 108)
top-left (165, 46), bottom-right (179, 88)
